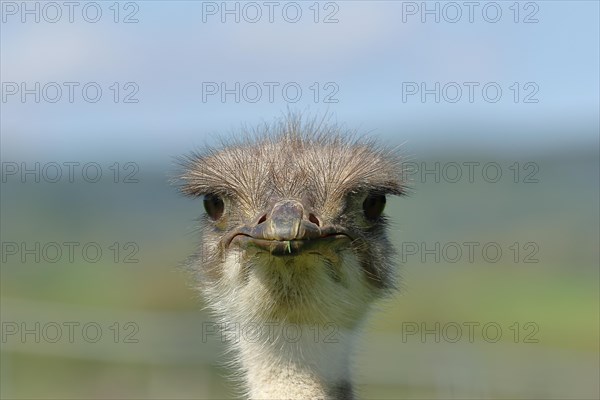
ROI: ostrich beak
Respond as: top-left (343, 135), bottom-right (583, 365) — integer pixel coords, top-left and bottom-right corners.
top-left (262, 200), bottom-right (307, 241)
top-left (226, 200), bottom-right (352, 256)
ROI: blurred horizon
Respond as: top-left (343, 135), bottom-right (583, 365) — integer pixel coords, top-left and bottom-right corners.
top-left (2, 1), bottom-right (599, 160)
top-left (2, 149), bottom-right (598, 398)
top-left (1, 1), bottom-right (598, 399)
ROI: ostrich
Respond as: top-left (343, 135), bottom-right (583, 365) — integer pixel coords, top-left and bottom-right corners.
top-left (179, 116), bottom-right (404, 399)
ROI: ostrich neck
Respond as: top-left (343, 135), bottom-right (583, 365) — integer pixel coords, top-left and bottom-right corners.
top-left (234, 322), bottom-right (357, 399)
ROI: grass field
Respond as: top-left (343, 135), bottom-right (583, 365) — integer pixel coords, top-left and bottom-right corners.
top-left (1, 150), bottom-right (598, 399)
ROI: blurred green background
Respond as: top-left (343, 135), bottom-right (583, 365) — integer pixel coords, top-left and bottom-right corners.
top-left (1, 149), bottom-right (598, 399)
top-left (1, 1), bottom-right (599, 398)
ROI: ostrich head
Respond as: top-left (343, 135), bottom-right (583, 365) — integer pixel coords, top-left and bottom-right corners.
top-left (179, 116), bottom-right (404, 399)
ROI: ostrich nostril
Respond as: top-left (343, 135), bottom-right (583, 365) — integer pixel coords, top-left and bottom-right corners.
top-left (256, 214), bottom-right (267, 225)
top-left (308, 213), bottom-right (320, 227)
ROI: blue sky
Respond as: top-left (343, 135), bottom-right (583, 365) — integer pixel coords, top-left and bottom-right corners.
top-left (1, 1), bottom-right (598, 161)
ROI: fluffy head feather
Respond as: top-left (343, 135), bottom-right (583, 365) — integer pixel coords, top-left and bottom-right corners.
top-left (178, 115), bottom-right (406, 399)
top-left (178, 114), bottom-right (404, 327)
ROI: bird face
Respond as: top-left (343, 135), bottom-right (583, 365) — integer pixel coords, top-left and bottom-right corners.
top-left (180, 120), bottom-right (404, 327)
top-left (226, 198), bottom-right (353, 256)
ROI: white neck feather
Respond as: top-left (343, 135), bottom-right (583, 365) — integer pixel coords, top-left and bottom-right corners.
top-left (205, 248), bottom-right (377, 399)
top-left (232, 322), bottom-right (356, 399)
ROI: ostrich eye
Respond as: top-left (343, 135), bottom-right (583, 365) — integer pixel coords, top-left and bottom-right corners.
top-left (203, 194), bottom-right (225, 220)
top-left (363, 192), bottom-right (386, 221)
